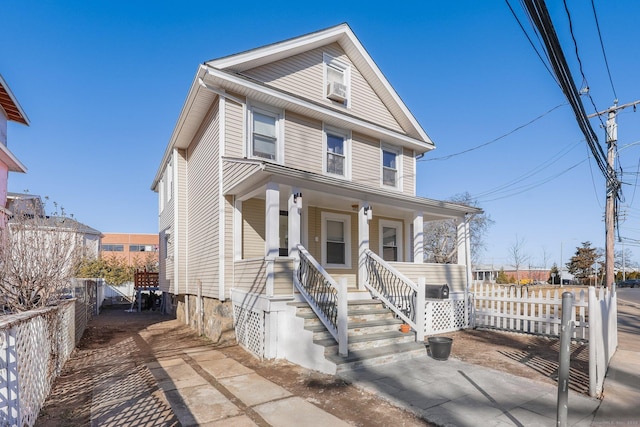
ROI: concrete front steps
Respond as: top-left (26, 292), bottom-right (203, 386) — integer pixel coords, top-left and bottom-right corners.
top-left (289, 299), bottom-right (427, 373)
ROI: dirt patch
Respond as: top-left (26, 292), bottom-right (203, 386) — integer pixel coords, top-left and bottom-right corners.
top-left (36, 306), bottom-right (590, 426)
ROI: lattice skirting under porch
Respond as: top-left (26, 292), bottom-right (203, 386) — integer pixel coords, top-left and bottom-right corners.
top-left (425, 293), bottom-right (472, 335)
top-left (232, 303), bottom-right (265, 359)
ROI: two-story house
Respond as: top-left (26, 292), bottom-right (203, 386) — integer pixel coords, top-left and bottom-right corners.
top-left (153, 24), bottom-right (481, 373)
top-left (0, 75), bottom-right (29, 225)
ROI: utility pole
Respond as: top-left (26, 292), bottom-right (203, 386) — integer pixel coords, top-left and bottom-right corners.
top-left (589, 99), bottom-right (640, 289)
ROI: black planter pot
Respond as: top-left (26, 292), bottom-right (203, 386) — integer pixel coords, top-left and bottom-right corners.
top-left (427, 337), bottom-right (453, 361)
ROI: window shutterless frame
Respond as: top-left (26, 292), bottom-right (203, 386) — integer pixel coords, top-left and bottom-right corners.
top-left (247, 102), bottom-right (284, 163)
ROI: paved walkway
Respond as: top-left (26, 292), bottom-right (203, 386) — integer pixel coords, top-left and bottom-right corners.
top-left (38, 299), bottom-right (640, 426)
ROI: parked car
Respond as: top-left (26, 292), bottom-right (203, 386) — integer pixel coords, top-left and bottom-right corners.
top-left (617, 279), bottom-right (640, 288)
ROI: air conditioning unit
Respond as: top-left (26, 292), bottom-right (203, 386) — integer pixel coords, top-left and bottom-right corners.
top-left (327, 81), bottom-right (347, 102)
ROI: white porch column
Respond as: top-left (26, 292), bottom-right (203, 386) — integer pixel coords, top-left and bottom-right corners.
top-left (456, 215), bottom-right (473, 282)
top-left (265, 182), bottom-right (280, 258)
top-left (358, 203), bottom-right (371, 290)
top-left (288, 188), bottom-right (301, 259)
top-left (413, 211), bottom-right (424, 263)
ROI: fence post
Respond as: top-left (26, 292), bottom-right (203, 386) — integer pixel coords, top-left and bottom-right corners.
top-left (557, 291), bottom-right (574, 427)
top-left (415, 278), bottom-right (425, 342)
top-left (337, 278), bottom-right (348, 357)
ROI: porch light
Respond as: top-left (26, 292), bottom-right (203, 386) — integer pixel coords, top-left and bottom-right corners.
top-left (294, 192), bottom-right (303, 209)
top-left (364, 205), bottom-right (373, 221)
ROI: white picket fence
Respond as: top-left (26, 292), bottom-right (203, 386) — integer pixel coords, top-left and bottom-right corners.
top-left (471, 283), bottom-right (617, 397)
top-left (472, 284), bottom-right (589, 340)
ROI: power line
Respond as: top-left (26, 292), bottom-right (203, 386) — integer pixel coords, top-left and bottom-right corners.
top-left (420, 103), bottom-right (567, 162)
top-left (473, 139), bottom-right (582, 199)
top-left (590, 0), bottom-right (618, 101)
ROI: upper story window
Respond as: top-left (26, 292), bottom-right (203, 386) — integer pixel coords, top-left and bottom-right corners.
top-left (248, 102), bottom-right (283, 163)
top-left (382, 144), bottom-right (401, 189)
top-left (323, 126), bottom-right (351, 179)
top-left (323, 53), bottom-right (350, 106)
top-left (102, 244), bottom-right (124, 252)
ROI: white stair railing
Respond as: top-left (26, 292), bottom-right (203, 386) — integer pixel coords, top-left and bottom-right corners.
top-left (364, 249), bottom-right (425, 341)
top-left (295, 244), bottom-right (348, 356)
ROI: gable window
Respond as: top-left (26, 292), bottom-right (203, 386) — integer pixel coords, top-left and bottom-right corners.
top-left (248, 103), bottom-right (283, 163)
top-left (382, 145), bottom-right (401, 189)
top-left (321, 212), bottom-right (351, 268)
top-left (324, 126), bottom-right (350, 178)
top-left (379, 219), bottom-right (403, 262)
top-left (323, 53), bottom-right (350, 106)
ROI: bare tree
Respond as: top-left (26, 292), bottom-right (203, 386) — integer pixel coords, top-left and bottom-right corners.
top-left (423, 192), bottom-right (493, 264)
top-left (508, 236), bottom-right (529, 285)
top-left (0, 211), bottom-right (86, 313)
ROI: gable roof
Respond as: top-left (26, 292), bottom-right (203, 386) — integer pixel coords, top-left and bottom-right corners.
top-left (0, 74), bottom-right (29, 125)
top-left (207, 23), bottom-right (430, 144)
top-left (152, 24), bottom-right (434, 190)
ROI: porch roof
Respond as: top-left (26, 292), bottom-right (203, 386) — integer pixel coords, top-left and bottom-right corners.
top-left (223, 157), bottom-right (482, 219)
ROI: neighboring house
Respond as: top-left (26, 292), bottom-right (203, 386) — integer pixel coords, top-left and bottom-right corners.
top-left (100, 232), bottom-right (159, 267)
top-left (6, 192), bottom-right (102, 258)
top-left (152, 24), bottom-right (481, 373)
top-left (473, 265), bottom-right (552, 284)
top-left (0, 75), bottom-right (29, 224)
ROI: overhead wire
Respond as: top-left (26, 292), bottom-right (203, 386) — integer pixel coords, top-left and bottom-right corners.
top-left (520, 0), bottom-right (614, 192)
top-left (473, 139), bottom-right (582, 199)
top-left (505, 0), bottom-right (559, 86)
top-left (420, 102), bottom-right (567, 162)
top-left (590, 0), bottom-right (618, 101)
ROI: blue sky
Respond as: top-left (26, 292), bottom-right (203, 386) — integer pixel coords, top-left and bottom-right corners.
top-left (3, 1), bottom-right (640, 269)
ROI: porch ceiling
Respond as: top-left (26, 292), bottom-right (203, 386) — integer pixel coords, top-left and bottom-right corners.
top-left (223, 158), bottom-right (481, 220)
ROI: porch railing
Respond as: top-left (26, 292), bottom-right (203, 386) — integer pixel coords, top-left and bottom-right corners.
top-left (295, 244), bottom-right (348, 356)
top-left (364, 249), bottom-right (425, 341)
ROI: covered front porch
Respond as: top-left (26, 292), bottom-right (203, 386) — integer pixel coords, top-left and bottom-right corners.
top-left (225, 158), bottom-right (477, 298)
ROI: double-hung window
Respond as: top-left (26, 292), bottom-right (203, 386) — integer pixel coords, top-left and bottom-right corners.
top-left (321, 212), bottom-right (351, 268)
top-left (324, 126), bottom-right (350, 178)
top-left (248, 103), bottom-right (283, 162)
top-left (382, 145), bottom-right (401, 189)
top-left (379, 219), bottom-right (403, 262)
top-left (323, 53), bottom-right (350, 106)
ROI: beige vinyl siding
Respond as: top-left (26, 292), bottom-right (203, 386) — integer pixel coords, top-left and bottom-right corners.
top-left (351, 131), bottom-right (380, 189)
top-left (186, 103), bottom-right (220, 298)
top-left (390, 263), bottom-right (468, 294)
top-left (284, 111), bottom-right (323, 173)
top-left (224, 195), bottom-right (234, 299)
top-left (176, 149), bottom-right (188, 293)
top-left (233, 258), bottom-right (294, 295)
top-left (223, 161), bottom-right (262, 194)
top-left (402, 148), bottom-right (415, 195)
top-left (225, 94), bottom-right (245, 158)
top-left (242, 198), bottom-right (265, 259)
top-left (158, 194), bottom-right (174, 293)
top-left (273, 258), bottom-right (294, 295)
top-left (234, 258), bottom-right (267, 294)
top-left (242, 43), bottom-right (404, 134)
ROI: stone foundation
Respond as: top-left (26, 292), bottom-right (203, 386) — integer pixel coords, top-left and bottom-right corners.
top-left (175, 294), bottom-right (235, 345)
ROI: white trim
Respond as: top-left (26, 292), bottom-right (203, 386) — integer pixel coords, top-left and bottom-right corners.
top-left (322, 124), bottom-right (351, 180)
top-left (219, 95), bottom-right (226, 301)
top-left (379, 219), bottom-right (403, 262)
top-left (381, 143), bottom-right (402, 191)
top-left (321, 211), bottom-right (352, 269)
top-left (323, 53), bottom-right (351, 107)
top-left (246, 100), bottom-right (284, 164)
top-left (234, 198), bottom-right (242, 261)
